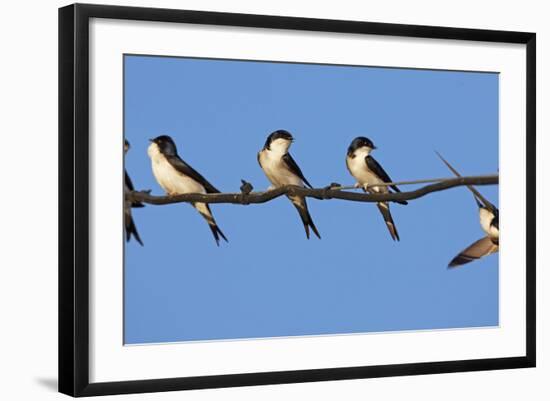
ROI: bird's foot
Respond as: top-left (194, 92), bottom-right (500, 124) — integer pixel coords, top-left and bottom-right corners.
top-left (354, 182), bottom-right (368, 191)
top-left (267, 185), bottom-right (276, 191)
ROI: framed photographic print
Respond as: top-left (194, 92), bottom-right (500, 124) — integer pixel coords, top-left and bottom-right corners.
top-left (58, 3), bottom-right (536, 397)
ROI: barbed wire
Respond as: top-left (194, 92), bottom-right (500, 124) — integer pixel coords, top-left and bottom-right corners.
top-left (126, 174), bottom-right (498, 206)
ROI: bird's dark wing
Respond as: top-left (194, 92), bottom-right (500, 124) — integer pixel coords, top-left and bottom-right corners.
top-left (366, 156), bottom-right (400, 193)
top-left (125, 170), bottom-right (144, 208)
top-left (448, 236), bottom-right (498, 268)
top-left (491, 212), bottom-right (499, 230)
top-left (282, 153), bottom-right (313, 189)
top-left (166, 155), bottom-right (221, 193)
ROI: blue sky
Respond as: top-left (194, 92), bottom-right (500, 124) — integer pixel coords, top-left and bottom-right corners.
top-left (123, 55), bottom-right (499, 344)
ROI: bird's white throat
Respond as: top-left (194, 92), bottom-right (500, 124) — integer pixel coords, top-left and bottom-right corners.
top-left (267, 138), bottom-right (292, 156)
top-left (147, 142), bottom-right (161, 159)
top-left (352, 146), bottom-right (373, 158)
top-left (147, 142), bottom-right (206, 195)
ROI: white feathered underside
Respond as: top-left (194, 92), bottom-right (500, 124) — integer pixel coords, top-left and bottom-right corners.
top-left (258, 148), bottom-right (304, 188)
top-left (346, 149), bottom-right (388, 194)
top-left (148, 143), bottom-right (206, 195)
top-left (479, 207), bottom-right (499, 239)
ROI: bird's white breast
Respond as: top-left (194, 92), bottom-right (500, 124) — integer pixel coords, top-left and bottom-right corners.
top-left (258, 149), bottom-right (303, 188)
top-left (346, 151), bottom-right (386, 193)
top-left (479, 207), bottom-right (499, 239)
top-left (148, 143), bottom-right (205, 195)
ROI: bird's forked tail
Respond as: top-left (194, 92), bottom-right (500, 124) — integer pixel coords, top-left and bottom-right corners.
top-left (289, 195), bottom-right (321, 239)
top-left (193, 202), bottom-right (228, 246)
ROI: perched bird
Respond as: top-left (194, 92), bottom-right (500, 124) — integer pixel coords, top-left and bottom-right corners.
top-left (124, 139), bottom-right (144, 246)
top-left (346, 137), bottom-right (407, 241)
top-left (257, 130), bottom-right (321, 239)
top-left (147, 135), bottom-right (228, 245)
top-left (436, 152), bottom-right (499, 268)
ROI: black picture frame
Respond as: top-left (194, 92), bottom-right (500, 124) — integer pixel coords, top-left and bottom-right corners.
top-left (59, 3), bottom-right (536, 397)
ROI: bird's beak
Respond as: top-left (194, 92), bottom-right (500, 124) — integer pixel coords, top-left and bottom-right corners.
top-left (148, 138), bottom-right (154, 142)
top-left (372, 145), bottom-right (377, 149)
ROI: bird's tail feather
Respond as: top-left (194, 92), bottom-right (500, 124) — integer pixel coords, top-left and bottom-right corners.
top-left (376, 202), bottom-right (400, 241)
top-left (194, 202), bottom-right (228, 246)
top-left (125, 214), bottom-right (144, 246)
top-left (289, 196), bottom-right (321, 239)
top-left (207, 224), bottom-right (228, 246)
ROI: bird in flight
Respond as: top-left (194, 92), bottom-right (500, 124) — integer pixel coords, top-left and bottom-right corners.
top-left (436, 152), bottom-right (499, 268)
top-left (346, 137), bottom-right (408, 241)
top-left (258, 129), bottom-right (321, 239)
top-left (148, 135), bottom-right (228, 245)
top-left (124, 139), bottom-right (144, 246)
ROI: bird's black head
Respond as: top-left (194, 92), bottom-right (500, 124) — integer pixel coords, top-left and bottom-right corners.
top-left (347, 136), bottom-right (377, 156)
top-left (263, 129), bottom-right (294, 150)
top-left (150, 135), bottom-right (178, 156)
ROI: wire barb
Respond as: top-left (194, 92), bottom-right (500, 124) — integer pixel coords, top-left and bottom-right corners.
top-left (239, 179), bottom-right (254, 205)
